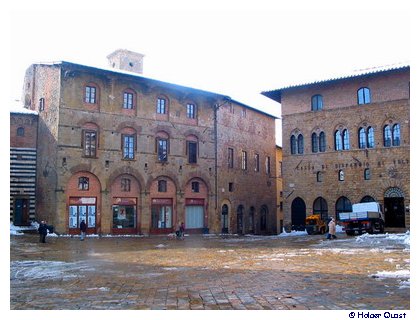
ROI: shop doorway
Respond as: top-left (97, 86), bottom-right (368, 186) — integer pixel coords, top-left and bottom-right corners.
top-left (384, 188), bottom-right (405, 228)
top-left (13, 198), bottom-right (30, 226)
top-left (221, 204), bottom-right (229, 233)
top-left (291, 197), bottom-right (306, 230)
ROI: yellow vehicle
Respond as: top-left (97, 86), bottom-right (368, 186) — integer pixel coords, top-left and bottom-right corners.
top-left (305, 214), bottom-right (327, 235)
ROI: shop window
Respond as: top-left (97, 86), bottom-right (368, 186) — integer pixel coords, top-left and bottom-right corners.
top-left (69, 203), bottom-right (96, 229)
top-left (112, 206), bottom-right (136, 229)
top-left (151, 205), bottom-right (172, 229)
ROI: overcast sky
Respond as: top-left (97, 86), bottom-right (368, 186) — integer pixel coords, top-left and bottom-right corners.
top-left (6, 0), bottom-right (411, 146)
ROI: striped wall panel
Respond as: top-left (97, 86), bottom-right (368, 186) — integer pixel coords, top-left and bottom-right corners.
top-left (10, 148), bottom-right (37, 221)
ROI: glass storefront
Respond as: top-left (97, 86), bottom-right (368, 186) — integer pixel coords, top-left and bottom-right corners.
top-left (112, 205), bottom-right (136, 229)
top-left (69, 197), bottom-right (96, 232)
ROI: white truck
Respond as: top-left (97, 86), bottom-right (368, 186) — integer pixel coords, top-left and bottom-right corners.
top-left (338, 202), bottom-right (385, 236)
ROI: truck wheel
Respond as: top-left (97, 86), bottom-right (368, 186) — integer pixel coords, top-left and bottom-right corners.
top-left (346, 230), bottom-right (355, 236)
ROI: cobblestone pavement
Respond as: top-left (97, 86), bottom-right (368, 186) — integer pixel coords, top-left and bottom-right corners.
top-left (10, 233), bottom-right (410, 310)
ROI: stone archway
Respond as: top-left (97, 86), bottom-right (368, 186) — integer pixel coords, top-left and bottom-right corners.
top-left (291, 197), bottom-right (306, 231)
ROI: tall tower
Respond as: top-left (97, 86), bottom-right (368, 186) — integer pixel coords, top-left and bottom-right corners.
top-left (107, 49), bottom-right (145, 74)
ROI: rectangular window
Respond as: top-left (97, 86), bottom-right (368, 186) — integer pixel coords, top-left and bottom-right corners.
top-left (157, 98), bottom-right (166, 114)
top-left (187, 103), bottom-right (196, 119)
top-left (229, 182), bottom-right (234, 192)
top-left (78, 177), bottom-right (89, 190)
top-left (85, 86), bottom-right (96, 104)
top-left (241, 151), bottom-right (247, 170)
top-left (241, 108), bottom-right (247, 118)
top-left (192, 181), bottom-right (200, 193)
top-left (279, 161), bottom-right (283, 176)
top-left (254, 153), bottom-right (260, 172)
top-left (187, 141), bottom-right (198, 164)
top-left (122, 135), bottom-right (135, 159)
top-left (157, 139), bottom-right (168, 161)
top-left (83, 130), bottom-right (97, 157)
top-left (123, 92), bottom-right (134, 109)
top-left (121, 178), bottom-right (131, 192)
top-left (228, 148), bottom-right (234, 168)
top-left (158, 180), bottom-right (167, 192)
top-left (265, 156), bottom-right (271, 174)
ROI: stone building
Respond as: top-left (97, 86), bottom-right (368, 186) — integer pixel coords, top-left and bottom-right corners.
top-left (21, 50), bottom-right (277, 235)
top-left (10, 107), bottom-right (38, 226)
top-left (262, 64), bottom-right (410, 230)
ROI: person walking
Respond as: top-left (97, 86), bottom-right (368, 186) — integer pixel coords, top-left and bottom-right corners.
top-left (327, 217), bottom-right (337, 240)
top-left (38, 220), bottom-right (48, 243)
top-left (80, 219), bottom-right (87, 241)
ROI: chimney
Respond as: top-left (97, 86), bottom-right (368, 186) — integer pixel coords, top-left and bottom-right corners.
top-left (107, 49), bottom-right (145, 74)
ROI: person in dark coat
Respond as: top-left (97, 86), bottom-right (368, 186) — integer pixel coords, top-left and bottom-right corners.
top-left (38, 220), bottom-right (48, 243)
top-left (80, 219), bottom-right (87, 241)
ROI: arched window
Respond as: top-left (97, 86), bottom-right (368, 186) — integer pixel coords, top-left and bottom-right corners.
top-left (383, 125), bottom-right (392, 147)
top-left (311, 133), bottom-right (318, 153)
top-left (311, 94), bottom-right (323, 111)
top-left (290, 135), bottom-right (297, 155)
top-left (17, 127), bottom-right (25, 136)
top-left (221, 204), bottom-right (229, 233)
top-left (367, 127), bottom-right (375, 148)
top-left (313, 197), bottom-right (328, 221)
top-left (364, 168), bottom-right (371, 180)
top-left (297, 134), bottom-right (304, 154)
top-left (361, 195), bottom-right (375, 203)
top-left (357, 87), bottom-right (371, 105)
top-left (319, 132), bottom-right (326, 152)
top-left (392, 124), bottom-right (400, 146)
top-left (338, 170), bottom-right (345, 181)
top-left (335, 196), bottom-right (352, 220)
top-left (343, 129), bottom-right (350, 150)
top-left (316, 171), bottom-right (324, 182)
top-left (335, 130), bottom-right (343, 150)
top-left (358, 128), bottom-right (367, 149)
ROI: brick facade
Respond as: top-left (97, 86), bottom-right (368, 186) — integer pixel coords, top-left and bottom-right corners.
top-left (21, 60), bottom-right (277, 235)
top-left (263, 66), bottom-right (410, 231)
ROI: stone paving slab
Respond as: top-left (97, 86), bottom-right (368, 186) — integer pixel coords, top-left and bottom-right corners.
top-left (10, 234), bottom-right (410, 310)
